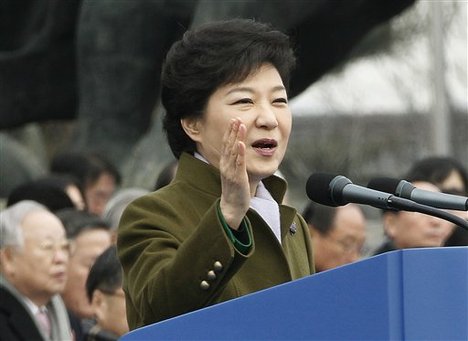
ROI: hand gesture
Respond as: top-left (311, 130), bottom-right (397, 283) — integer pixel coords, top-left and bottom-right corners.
top-left (219, 118), bottom-right (251, 230)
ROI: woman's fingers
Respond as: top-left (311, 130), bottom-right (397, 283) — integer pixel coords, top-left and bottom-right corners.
top-left (219, 118), bottom-right (250, 229)
top-left (221, 118), bottom-right (244, 170)
top-left (235, 122), bottom-right (246, 168)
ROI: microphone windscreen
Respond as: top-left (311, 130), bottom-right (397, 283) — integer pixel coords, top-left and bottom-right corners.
top-left (306, 173), bottom-right (340, 207)
top-left (367, 177), bottom-right (400, 194)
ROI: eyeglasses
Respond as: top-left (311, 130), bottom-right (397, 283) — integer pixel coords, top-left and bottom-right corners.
top-left (37, 240), bottom-right (71, 256)
top-left (327, 237), bottom-right (364, 255)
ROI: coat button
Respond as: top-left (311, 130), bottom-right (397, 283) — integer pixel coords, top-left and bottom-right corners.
top-left (207, 270), bottom-right (216, 280)
top-left (213, 261), bottom-right (223, 272)
top-left (200, 281), bottom-right (210, 290)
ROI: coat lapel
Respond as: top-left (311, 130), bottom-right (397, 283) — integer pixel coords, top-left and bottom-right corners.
top-left (0, 287), bottom-right (44, 341)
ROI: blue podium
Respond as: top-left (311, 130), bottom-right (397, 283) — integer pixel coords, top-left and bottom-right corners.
top-left (120, 247), bottom-right (468, 340)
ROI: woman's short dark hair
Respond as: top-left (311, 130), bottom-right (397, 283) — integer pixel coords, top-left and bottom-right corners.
top-left (404, 156), bottom-right (468, 195)
top-left (161, 18), bottom-right (296, 158)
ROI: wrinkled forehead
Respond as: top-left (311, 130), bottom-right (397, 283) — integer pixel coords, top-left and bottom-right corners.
top-left (21, 210), bottom-right (65, 239)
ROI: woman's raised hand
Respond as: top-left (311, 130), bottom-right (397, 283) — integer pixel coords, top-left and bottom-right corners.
top-left (219, 118), bottom-right (251, 230)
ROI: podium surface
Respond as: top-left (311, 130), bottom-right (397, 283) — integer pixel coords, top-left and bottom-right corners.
top-left (121, 247), bottom-right (468, 340)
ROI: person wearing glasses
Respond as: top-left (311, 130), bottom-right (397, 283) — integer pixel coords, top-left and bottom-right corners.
top-left (372, 180), bottom-right (454, 255)
top-left (404, 156), bottom-right (468, 247)
top-left (84, 245), bottom-right (128, 340)
top-left (302, 202), bottom-right (367, 272)
top-left (0, 200), bottom-right (73, 341)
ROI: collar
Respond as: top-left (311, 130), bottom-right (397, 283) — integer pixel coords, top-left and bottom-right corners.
top-left (177, 152), bottom-right (288, 204)
top-left (23, 296), bottom-right (42, 315)
top-left (0, 274), bottom-right (44, 315)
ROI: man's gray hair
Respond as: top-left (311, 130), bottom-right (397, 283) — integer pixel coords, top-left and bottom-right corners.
top-left (0, 200), bottom-right (48, 249)
top-left (103, 187), bottom-right (149, 229)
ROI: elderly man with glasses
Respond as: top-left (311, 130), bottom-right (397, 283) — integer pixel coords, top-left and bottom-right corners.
top-left (0, 200), bottom-right (73, 341)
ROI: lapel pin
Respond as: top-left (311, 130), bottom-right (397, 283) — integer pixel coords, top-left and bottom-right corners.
top-left (289, 222), bottom-right (297, 235)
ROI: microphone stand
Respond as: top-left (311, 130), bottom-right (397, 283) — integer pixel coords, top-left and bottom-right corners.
top-left (387, 196), bottom-right (468, 231)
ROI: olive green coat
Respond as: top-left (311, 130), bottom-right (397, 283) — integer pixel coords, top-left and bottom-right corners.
top-left (117, 153), bottom-right (314, 329)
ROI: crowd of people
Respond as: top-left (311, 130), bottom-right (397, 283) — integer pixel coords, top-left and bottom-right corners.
top-left (0, 151), bottom-right (132, 340)
top-left (1, 18), bottom-right (467, 341)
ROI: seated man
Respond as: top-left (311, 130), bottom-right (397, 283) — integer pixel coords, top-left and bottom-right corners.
top-left (0, 200), bottom-right (73, 341)
top-left (302, 202), bottom-right (367, 272)
top-left (84, 245), bottom-right (128, 340)
top-left (55, 209), bottom-right (113, 340)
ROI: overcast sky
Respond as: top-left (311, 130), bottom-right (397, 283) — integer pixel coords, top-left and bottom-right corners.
top-left (291, 0), bottom-right (467, 116)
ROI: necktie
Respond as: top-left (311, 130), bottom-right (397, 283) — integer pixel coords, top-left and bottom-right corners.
top-left (36, 308), bottom-right (51, 338)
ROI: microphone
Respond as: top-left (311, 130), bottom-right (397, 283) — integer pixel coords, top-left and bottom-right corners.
top-left (306, 173), bottom-right (468, 230)
top-left (367, 177), bottom-right (468, 211)
top-left (306, 173), bottom-right (418, 210)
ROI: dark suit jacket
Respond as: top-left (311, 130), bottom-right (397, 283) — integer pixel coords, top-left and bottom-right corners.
top-left (117, 152), bottom-right (315, 328)
top-left (0, 286), bottom-right (44, 341)
top-left (0, 278), bottom-right (72, 341)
